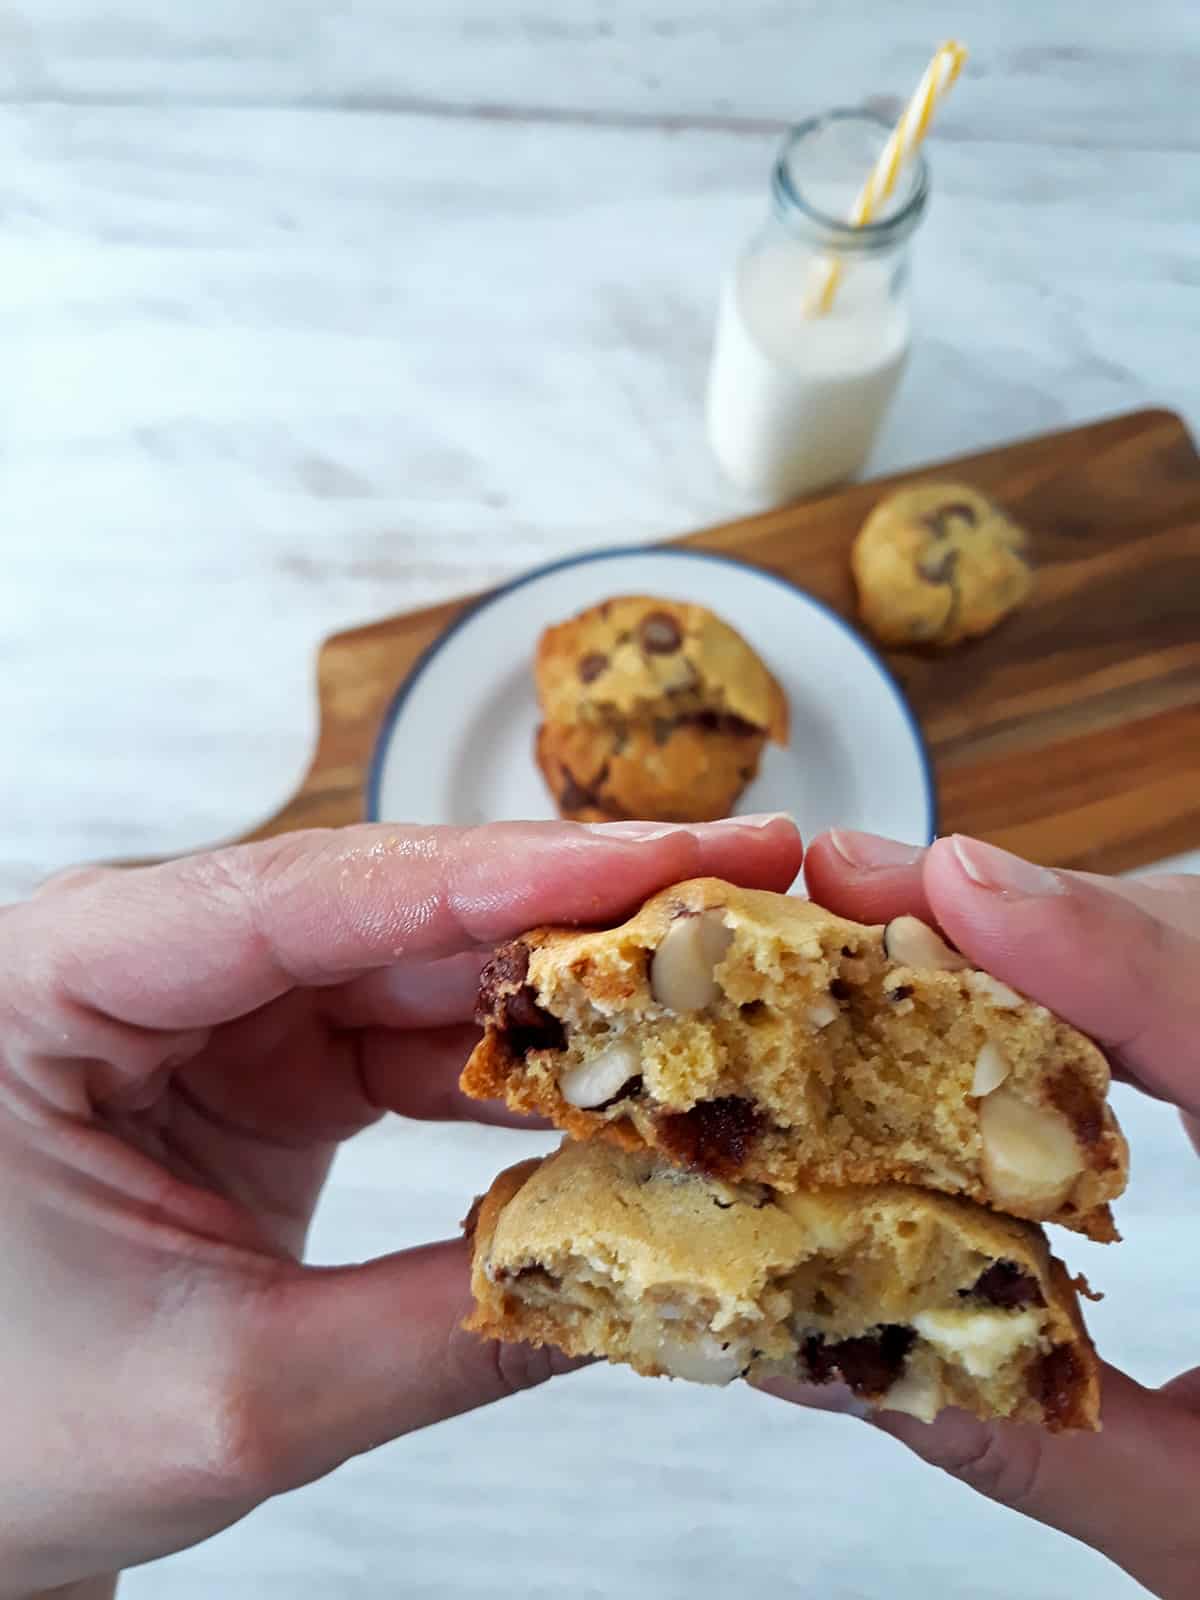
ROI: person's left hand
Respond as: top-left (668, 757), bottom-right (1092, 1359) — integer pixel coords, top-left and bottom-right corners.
top-left (0, 815), bottom-right (801, 1597)
top-left (759, 829), bottom-right (1200, 1600)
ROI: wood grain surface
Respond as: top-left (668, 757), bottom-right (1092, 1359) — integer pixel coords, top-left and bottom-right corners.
top-left (240, 407), bottom-right (1200, 874)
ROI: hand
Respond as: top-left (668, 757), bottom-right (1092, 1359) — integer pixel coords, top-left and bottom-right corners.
top-left (763, 829), bottom-right (1200, 1600)
top-left (0, 816), bottom-right (802, 1596)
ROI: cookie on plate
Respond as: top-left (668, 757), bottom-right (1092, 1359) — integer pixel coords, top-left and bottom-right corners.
top-left (464, 1139), bottom-right (1101, 1430)
top-left (535, 595), bottom-right (789, 735)
top-left (852, 482), bottom-right (1033, 649)
top-left (533, 596), bottom-right (787, 823)
top-left (536, 716), bottom-right (767, 824)
top-left (462, 878), bottom-right (1127, 1240)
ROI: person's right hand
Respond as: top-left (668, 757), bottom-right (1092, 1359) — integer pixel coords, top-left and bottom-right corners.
top-left (762, 831), bottom-right (1200, 1600)
top-left (0, 815), bottom-right (801, 1599)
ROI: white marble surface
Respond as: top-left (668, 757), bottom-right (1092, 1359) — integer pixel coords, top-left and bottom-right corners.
top-left (3, 5), bottom-right (1199, 1596)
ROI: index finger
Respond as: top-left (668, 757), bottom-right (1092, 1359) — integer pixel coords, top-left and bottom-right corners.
top-left (5, 818), bottom-right (802, 1034)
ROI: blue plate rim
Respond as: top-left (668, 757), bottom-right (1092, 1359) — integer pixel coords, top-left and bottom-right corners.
top-left (365, 544), bottom-right (938, 844)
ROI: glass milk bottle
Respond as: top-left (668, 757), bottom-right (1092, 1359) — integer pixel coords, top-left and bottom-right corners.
top-left (706, 110), bottom-right (928, 502)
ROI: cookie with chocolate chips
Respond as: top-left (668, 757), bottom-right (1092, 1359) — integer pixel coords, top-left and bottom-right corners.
top-left (535, 716), bottom-right (768, 823)
top-left (462, 877), bottom-right (1128, 1240)
top-left (532, 595), bottom-right (788, 822)
top-left (464, 1139), bottom-right (1101, 1430)
top-left (851, 482), bottom-right (1033, 649)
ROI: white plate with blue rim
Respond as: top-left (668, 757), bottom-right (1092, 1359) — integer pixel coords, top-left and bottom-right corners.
top-left (368, 547), bottom-right (935, 852)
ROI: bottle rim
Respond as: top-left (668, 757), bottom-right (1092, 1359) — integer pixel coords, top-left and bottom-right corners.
top-left (771, 109), bottom-right (930, 251)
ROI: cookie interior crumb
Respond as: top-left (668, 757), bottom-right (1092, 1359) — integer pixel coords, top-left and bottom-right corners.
top-left (463, 879), bottom-right (1126, 1239)
top-left (466, 1141), bottom-right (1099, 1431)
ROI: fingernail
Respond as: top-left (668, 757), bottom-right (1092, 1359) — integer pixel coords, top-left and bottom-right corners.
top-left (700, 812), bottom-right (795, 833)
top-left (583, 821), bottom-right (691, 840)
top-left (585, 814), bottom-right (794, 841)
top-left (950, 836), bottom-right (1063, 898)
top-left (829, 829), bottom-right (924, 870)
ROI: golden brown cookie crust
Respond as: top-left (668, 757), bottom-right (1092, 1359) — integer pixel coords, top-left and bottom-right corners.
top-left (852, 482), bottom-right (1033, 649)
top-left (535, 717), bottom-right (768, 823)
top-left (531, 595), bottom-right (787, 823)
top-left (465, 1141), bottom-right (1101, 1431)
top-left (535, 595), bottom-right (789, 740)
top-left (462, 878), bottom-right (1127, 1240)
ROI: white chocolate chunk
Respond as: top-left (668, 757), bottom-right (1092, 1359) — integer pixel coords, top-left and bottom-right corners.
top-left (559, 1040), bottom-right (641, 1109)
top-left (972, 1041), bottom-right (1011, 1097)
top-left (881, 1364), bottom-right (944, 1422)
top-left (968, 972), bottom-right (1024, 1010)
top-left (978, 1086), bottom-right (1084, 1214)
top-left (883, 915), bottom-right (971, 971)
top-left (808, 997), bottom-right (840, 1029)
top-left (912, 1307), bottom-right (1040, 1380)
top-left (657, 1334), bottom-right (745, 1385)
top-left (650, 911), bottom-right (733, 1012)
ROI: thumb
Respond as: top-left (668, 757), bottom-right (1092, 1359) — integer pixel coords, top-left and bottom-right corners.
top-left (244, 1238), bottom-right (581, 1495)
top-left (873, 1365), bottom-right (1200, 1599)
top-left (923, 835), bottom-right (1200, 1113)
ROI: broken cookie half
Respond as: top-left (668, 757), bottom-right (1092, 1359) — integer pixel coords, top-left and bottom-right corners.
top-left (461, 878), bottom-right (1127, 1240)
top-left (464, 1140), bottom-right (1100, 1431)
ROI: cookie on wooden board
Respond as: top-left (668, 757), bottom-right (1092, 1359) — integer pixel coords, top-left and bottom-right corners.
top-left (852, 482), bottom-right (1033, 649)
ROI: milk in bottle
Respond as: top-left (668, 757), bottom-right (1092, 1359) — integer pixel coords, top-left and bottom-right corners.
top-left (706, 112), bottom-right (928, 502)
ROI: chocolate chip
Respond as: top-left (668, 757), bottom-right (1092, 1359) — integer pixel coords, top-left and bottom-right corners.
top-left (577, 652), bottom-right (608, 684)
top-left (502, 985), bottom-right (567, 1053)
top-left (651, 710), bottom-right (761, 743)
top-left (495, 1263), bottom-right (560, 1288)
top-left (592, 1074), bottom-right (643, 1113)
top-left (639, 612), bottom-right (683, 654)
top-left (559, 771), bottom-right (597, 811)
top-left (1035, 1343), bottom-right (1086, 1428)
top-left (558, 762), bottom-right (610, 814)
top-left (924, 501), bottom-right (978, 536)
top-left (656, 1095), bottom-right (764, 1180)
top-left (476, 941), bottom-right (531, 1024)
top-left (918, 547), bottom-right (960, 585)
top-left (803, 1325), bottom-right (916, 1397)
top-left (1047, 1069), bottom-right (1105, 1149)
top-left (965, 1260), bottom-right (1045, 1310)
top-left (477, 961), bottom-right (565, 1055)
top-left (682, 710), bottom-right (761, 738)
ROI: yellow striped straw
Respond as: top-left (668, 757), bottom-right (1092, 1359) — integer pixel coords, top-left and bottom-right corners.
top-left (804, 40), bottom-right (968, 317)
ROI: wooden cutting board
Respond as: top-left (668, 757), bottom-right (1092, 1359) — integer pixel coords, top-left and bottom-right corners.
top-left (240, 408), bottom-right (1200, 874)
